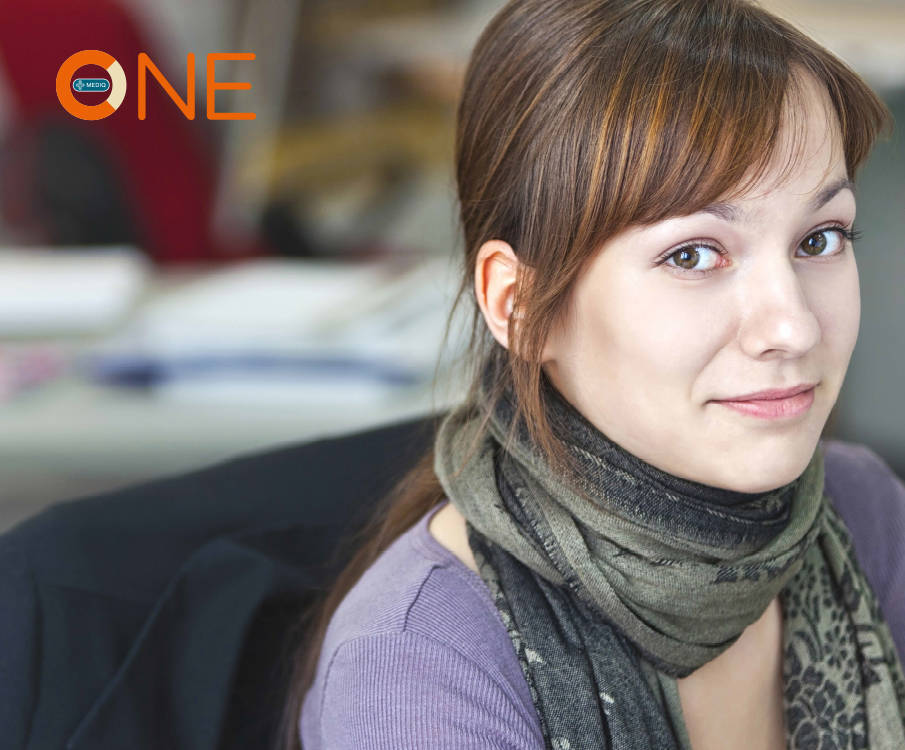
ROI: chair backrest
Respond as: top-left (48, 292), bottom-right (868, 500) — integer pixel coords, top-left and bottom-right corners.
top-left (0, 411), bottom-right (442, 750)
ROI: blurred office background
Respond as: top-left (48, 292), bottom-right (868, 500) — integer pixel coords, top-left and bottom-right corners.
top-left (0, 0), bottom-right (901, 532)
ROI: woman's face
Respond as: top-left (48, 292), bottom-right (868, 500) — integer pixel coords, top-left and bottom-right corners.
top-left (511, 74), bottom-right (858, 492)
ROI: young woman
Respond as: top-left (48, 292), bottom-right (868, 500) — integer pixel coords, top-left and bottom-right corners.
top-left (283, 1), bottom-right (905, 748)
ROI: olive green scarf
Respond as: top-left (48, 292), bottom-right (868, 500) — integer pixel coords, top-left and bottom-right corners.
top-left (433, 363), bottom-right (905, 749)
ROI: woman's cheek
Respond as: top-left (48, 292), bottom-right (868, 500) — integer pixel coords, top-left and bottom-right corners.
top-left (811, 259), bottom-right (861, 358)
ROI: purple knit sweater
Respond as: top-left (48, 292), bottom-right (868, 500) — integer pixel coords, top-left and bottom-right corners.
top-left (299, 439), bottom-right (905, 749)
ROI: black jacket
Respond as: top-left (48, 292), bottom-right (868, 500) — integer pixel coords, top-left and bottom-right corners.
top-left (0, 413), bottom-right (439, 750)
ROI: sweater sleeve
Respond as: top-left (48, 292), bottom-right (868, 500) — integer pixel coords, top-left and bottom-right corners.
top-left (317, 630), bottom-right (544, 750)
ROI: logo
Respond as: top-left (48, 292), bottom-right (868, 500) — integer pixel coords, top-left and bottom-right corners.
top-left (56, 50), bottom-right (126, 120)
top-left (56, 50), bottom-right (256, 121)
top-left (73, 78), bottom-right (110, 92)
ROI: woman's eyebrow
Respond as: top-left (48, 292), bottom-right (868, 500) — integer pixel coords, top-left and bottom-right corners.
top-left (697, 176), bottom-right (856, 223)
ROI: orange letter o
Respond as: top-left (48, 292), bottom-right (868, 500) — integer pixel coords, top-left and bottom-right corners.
top-left (56, 50), bottom-right (126, 120)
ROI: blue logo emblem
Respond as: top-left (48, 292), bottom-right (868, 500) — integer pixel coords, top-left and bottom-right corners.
top-left (72, 78), bottom-right (110, 92)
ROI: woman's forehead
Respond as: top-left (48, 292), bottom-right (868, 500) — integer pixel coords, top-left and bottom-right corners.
top-left (717, 82), bottom-right (847, 207)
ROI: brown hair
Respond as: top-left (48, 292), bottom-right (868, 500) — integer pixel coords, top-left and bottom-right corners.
top-left (277, 1), bottom-right (891, 747)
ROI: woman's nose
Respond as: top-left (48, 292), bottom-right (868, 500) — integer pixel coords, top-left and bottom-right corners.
top-left (736, 257), bottom-right (822, 360)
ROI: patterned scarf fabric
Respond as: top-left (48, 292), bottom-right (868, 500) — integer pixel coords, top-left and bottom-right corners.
top-left (433, 360), bottom-right (905, 749)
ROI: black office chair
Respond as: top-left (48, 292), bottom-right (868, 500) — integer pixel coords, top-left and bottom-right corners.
top-left (0, 411), bottom-right (441, 750)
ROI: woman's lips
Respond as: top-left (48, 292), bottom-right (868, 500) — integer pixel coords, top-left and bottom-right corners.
top-left (713, 386), bottom-right (816, 420)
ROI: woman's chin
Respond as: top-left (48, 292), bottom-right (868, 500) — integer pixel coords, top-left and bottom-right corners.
top-left (718, 443), bottom-right (820, 493)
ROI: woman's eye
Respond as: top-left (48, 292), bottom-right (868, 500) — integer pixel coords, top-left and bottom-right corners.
top-left (658, 244), bottom-right (725, 275)
top-left (797, 227), bottom-right (859, 258)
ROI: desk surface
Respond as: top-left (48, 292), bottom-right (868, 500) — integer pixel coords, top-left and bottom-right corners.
top-left (0, 373), bottom-right (463, 533)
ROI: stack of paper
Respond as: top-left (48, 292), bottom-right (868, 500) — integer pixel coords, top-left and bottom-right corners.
top-left (81, 255), bottom-right (470, 405)
top-left (0, 246), bottom-right (150, 336)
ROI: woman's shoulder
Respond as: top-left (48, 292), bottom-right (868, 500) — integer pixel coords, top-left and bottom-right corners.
top-left (821, 438), bottom-right (905, 658)
top-left (821, 437), bottom-right (905, 567)
top-left (317, 500), bottom-right (513, 660)
top-left (300, 500), bottom-right (542, 749)
top-left (822, 438), bottom-right (905, 528)
top-left (823, 437), bottom-right (904, 484)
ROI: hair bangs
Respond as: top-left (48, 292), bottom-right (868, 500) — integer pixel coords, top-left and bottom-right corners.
top-left (573, 0), bottom-right (890, 248)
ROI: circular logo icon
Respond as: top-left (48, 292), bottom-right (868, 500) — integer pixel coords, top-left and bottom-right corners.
top-left (56, 50), bottom-right (126, 120)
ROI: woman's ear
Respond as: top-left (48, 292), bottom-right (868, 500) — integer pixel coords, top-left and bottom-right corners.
top-left (474, 239), bottom-right (522, 350)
